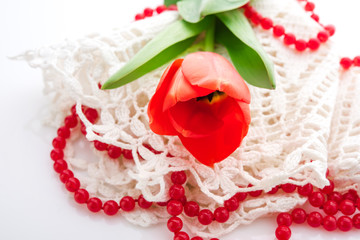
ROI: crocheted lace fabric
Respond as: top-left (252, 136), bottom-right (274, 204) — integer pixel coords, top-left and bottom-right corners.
top-left (21, 0), bottom-right (360, 238)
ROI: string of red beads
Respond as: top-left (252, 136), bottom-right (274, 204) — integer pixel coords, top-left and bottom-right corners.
top-left (51, 105), bottom-right (360, 240)
top-left (275, 177), bottom-right (360, 240)
top-left (134, 4), bottom-right (178, 21)
top-left (50, 105), bottom-right (152, 216)
top-left (340, 56), bottom-right (360, 69)
top-left (241, 1), bottom-right (335, 52)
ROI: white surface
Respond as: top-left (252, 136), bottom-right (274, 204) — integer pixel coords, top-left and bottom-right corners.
top-left (1, 0), bottom-right (360, 239)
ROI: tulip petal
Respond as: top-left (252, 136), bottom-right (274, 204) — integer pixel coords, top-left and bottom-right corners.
top-left (181, 52), bottom-right (251, 104)
top-left (147, 59), bottom-right (184, 135)
top-left (178, 97), bottom-right (248, 167)
top-left (168, 98), bottom-right (224, 138)
top-left (238, 101), bottom-right (251, 126)
top-left (163, 68), bottom-right (213, 111)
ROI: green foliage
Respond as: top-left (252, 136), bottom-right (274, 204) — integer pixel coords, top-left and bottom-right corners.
top-left (164, 0), bottom-right (180, 7)
top-left (178, 0), bottom-right (249, 23)
top-left (216, 10), bottom-right (276, 89)
top-left (102, 17), bottom-right (212, 89)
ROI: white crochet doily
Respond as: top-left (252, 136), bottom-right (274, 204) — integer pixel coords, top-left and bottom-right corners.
top-left (21, 0), bottom-right (360, 238)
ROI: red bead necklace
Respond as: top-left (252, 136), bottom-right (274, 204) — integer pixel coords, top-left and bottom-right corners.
top-left (241, 1), bottom-right (335, 52)
top-left (50, 104), bottom-right (360, 239)
top-left (48, 3), bottom-right (360, 239)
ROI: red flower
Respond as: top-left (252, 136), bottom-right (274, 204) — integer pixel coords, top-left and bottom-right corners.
top-left (147, 52), bottom-right (251, 167)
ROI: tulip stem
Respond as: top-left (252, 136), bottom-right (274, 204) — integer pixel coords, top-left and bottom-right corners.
top-left (204, 18), bottom-right (215, 52)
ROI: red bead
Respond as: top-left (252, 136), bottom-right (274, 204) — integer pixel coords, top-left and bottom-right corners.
top-left (191, 237), bottom-right (203, 240)
top-left (71, 105), bottom-right (77, 115)
top-left (235, 192), bottom-right (247, 201)
top-left (84, 108), bottom-right (98, 124)
top-left (179, 195), bottom-right (187, 206)
top-left (121, 149), bottom-right (133, 159)
top-left (57, 126), bottom-right (70, 139)
top-left (169, 184), bottom-right (185, 200)
top-left (244, 6), bottom-right (254, 18)
top-left (171, 171), bottom-right (187, 185)
top-left (295, 39), bottom-right (307, 51)
top-left (74, 189), bottom-right (89, 204)
top-left (214, 207), bottom-right (230, 223)
top-left (283, 33), bottom-right (296, 45)
top-left (340, 57), bottom-right (353, 69)
top-left (59, 169), bottom-right (73, 183)
top-left (174, 232), bottom-right (189, 240)
top-left (357, 198), bottom-right (360, 210)
top-left (94, 140), bottom-right (108, 151)
top-left (275, 225), bottom-right (291, 240)
top-left (157, 201), bottom-right (168, 207)
top-left (52, 136), bottom-right (66, 149)
top-left (353, 56), bottom-right (360, 66)
top-left (143, 8), bottom-right (154, 17)
top-left (307, 38), bottom-right (320, 51)
top-left (168, 5), bottom-right (178, 11)
top-left (107, 145), bottom-right (122, 159)
top-left (343, 189), bottom-right (359, 202)
top-left (267, 186), bottom-right (279, 194)
top-left (297, 183), bottom-right (313, 196)
top-left (198, 209), bottom-right (213, 225)
top-left (321, 180), bottom-right (334, 194)
top-left (184, 201), bottom-right (199, 217)
top-left (250, 12), bottom-right (262, 25)
top-left (260, 17), bottom-right (273, 30)
top-left (87, 197), bottom-right (103, 212)
top-left (339, 199), bottom-right (356, 215)
top-left (309, 192), bottom-right (325, 207)
top-left (291, 208), bottom-right (307, 224)
top-left (307, 211), bottom-right (323, 228)
top-left (338, 216), bottom-right (353, 232)
top-left (155, 5), bottom-right (167, 14)
top-left (317, 31), bottom-right (329, 43)
top-left (304, 2), bottom-right (315, 11)
top-left (120, 196), bottom-right (135, 211)
top-left (311, 13), bottom-right (319, 22)
top-left (65, 177), bottom-right (80, 192)
top-left (273, 25), bottom-right (285, 37)
top-left (224, 196), bottom-right (240, 212)
top-left (64, 115), bottom-right (78, 128)
top-left (80, 122), bottom-right (87, 135)
top-left (249, 189), bottom-right (262, 197)
top-left (328, 191), bottom-right (342, 204)
top-left (323, 200), bottom-right (338, 215)
top-left (281, 183), bottom-right (296, 193)
top-left (323, 215), bottom-right (337, 231)
top-left (325, 24), bottom-right (335, 36)
top-left (138, 195), bottom-right (152, 209)
top-left (135, 13), bottom-right (145, 21)
top-left (353, 214), bottom-right (360, 229)
top-left (53, 159), bottom-right (68, 173)
top-left (50, 148), bottom-right (64, 161)
top-left (167, 216), bottom-right (183, 233)
top-left (277, 212), bottom-right (292, 226)
top-left (103, 200), bottom-right (119, 216)
top-left (167, 200), bottom-right (183, 216)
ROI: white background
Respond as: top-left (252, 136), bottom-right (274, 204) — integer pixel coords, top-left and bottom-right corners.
top-left (1, 0), bottom-right (360, 239)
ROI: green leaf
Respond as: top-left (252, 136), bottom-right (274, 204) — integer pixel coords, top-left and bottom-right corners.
top-left (215, 10), bottom-right (276, 89)
top-left (178, 0), bottom-right (249, 23)
top-left (102, 17), bottom-right (212, 89)
top-left (164, 0), bottom-right (180, 7)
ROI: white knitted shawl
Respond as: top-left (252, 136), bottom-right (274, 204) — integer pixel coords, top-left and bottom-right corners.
top-left (21, 0), bottom-right (360, 238)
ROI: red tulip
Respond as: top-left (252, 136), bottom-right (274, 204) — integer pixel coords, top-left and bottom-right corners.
top-left (147, 52), bottom-right (251, 167)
